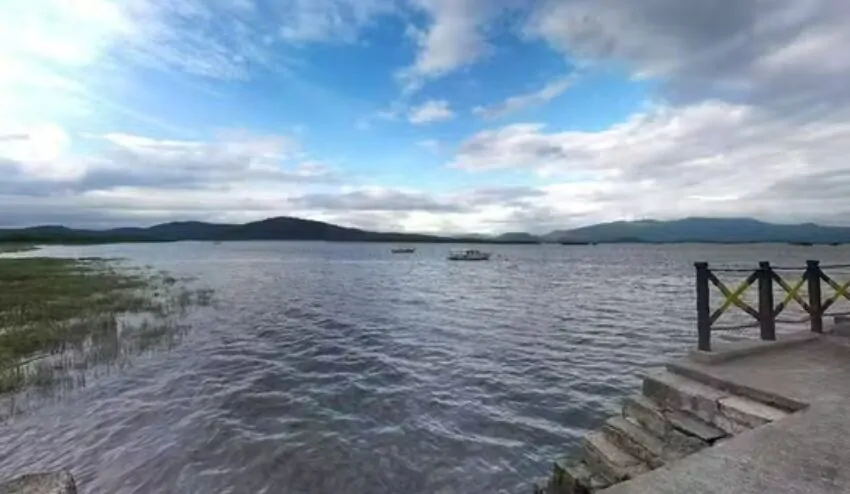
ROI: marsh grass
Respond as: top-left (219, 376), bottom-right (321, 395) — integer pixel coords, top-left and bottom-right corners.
top-left (0, 256), bottom-right (213, 401)
top-left (0, 244), bottom-right (36, 254)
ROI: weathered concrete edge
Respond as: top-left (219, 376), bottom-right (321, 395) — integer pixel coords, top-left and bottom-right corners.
top-left (688, 318), bottom-right (850, 366)
top-left (686, 331), bottom-right (819, 366)
top-left (666, 359), bottom-right (809, 412)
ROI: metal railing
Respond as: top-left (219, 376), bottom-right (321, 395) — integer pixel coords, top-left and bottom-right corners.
top-left (695, 260), bottom-right (850, 351)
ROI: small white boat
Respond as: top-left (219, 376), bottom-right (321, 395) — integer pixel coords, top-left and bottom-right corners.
top-left (391, 247), bottom-right (416, 254)
top-left (448, 249), bottom-right (491, 261)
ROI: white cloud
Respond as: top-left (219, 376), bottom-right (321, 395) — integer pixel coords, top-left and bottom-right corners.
top-left (398, 0), bottom-right (519, 92)
top-left (408, 100), bottom-right (454, 124)
top-left (474, 77), bottom-right (571, 119)
top-left (0, 124), bottom-right (78, 181)
top-left (5, 0), bottom-right (850, 234)
top-left (278, 0), bottom-right (395, 43)
top-left (416, 139), bottom-right (441, 153)
top-left (294, 187), bottom-right (465, 213)
top-left (0, 0), bottom-right (130, 68)
top-left (355, 102), bottom-right (405, 130)
top-left (450, 99), bottom-right (850, 224)
top-left (7, 97), bottom-right (850, 233)
top-left (294, 161), bottom-right (335, 179)
top-left (1, 128), bottom-right (337, 192)
top-left (0, 1), bottom-right (258, 82)
top-left (404, 0), bottom-right (490, 76)
top-left (0, 0), bottom-right (396, 91)
top-left (523, 0), bottom-right (850, 110)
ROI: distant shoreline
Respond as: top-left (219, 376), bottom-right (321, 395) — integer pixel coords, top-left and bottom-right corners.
top-left (2, 215), bottom-right (849, 246)
top-left (1, 239), bottom-right (844, 247)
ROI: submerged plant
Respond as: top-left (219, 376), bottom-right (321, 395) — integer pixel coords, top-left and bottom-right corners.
top-left (0, 256), bottom-right (214, 410)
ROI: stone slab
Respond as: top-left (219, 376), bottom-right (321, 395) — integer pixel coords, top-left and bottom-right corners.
top-left (552, 460), bottom-right (601, 494)
top-left (583, 432), bottom-right (649, 484)
top-left (687, 331), bottom-right (818, 365)
top-left (668, 361), bottom-right (807, 411)
top-left (622, 395), bottom-right (718, 449)
top-left (643, 369), bottom-right (789, 434)
top-left (665, 410), bottom-right (726, 443)
top-left (600, 338), bottom-right (850, 494)
top-left (642, 371), bottom-right (724, 425)
top-left (622, 395), bottom-right (669, 440)
top-left (603, 417), bottom-right (667, 468)
top-left (599, 402), bottom-right (850, 494)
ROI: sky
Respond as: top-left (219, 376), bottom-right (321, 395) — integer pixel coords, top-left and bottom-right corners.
top-left (2, 0), bottom-right (850, 234)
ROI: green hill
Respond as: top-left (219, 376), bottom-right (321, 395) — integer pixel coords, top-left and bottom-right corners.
top-left (544, 218), bottom-right (850, 244)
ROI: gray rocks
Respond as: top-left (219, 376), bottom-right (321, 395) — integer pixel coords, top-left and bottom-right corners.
top-left (0, 471), bottom-right (76, 494)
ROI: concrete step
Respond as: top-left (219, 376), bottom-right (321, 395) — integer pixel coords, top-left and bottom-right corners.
top-left (716, 394), bottom-right (789, 432)
top-left (666, 409), bottom-right (727, 443)
top-left (643, 370), bottom-right (790, 434)
top-left (666, 362), bottom-right (807, 412)
top-left (625, 393), bottom-right (726, 444)
top-left (582, 432), bottom-right (650, 484)
top-left (551, 460), bottom-right (610, 493)
top-left (622, 395), bottom-right (668, 439)
top-left (602, 416), bottom-right (668, 469)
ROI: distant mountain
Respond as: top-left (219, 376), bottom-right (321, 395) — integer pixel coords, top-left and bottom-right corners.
top-left (0, 216), bottom-right (484, 244)
top-left (493, 232), bottom-right (541, 244)
top-left (137, 221), bottom-right (234, 241)
top-left (2, 216), bottom-right (849, 245)
top-left (544, 217), bottom-right (850, 244)
top-left (0, 225), bottom-right (154, 244)
top-left (218, 217), bottom-right (447, 242)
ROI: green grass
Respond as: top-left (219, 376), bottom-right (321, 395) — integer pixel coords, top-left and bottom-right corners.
top-left (0, 243), bottom-right (36, 254)
top-left (0, 258), bottom-right (151, 330)
top-left (0, 257), bottom-right (213, 396)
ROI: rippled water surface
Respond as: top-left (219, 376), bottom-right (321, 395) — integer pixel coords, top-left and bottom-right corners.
top-left (2, 242), bottom-right (850, 493)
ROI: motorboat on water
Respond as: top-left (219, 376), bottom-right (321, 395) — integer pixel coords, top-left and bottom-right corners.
top-left (447, 249), bottom-right (491, 261)
top-left (391, 247), bottom-right (416, 254)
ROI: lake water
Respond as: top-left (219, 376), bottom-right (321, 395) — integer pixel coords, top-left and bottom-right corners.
top-left (2, 242), bottom-right (849, 493)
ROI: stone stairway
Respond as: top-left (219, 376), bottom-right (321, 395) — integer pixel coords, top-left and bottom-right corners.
top-left (535, 364), bottom-right (795, 493)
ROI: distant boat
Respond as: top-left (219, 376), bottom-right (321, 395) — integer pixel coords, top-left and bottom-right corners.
top-left (789, 241), bottom-right (814, 247)
top-left (448, 249), bottom-right (491, 261)
top-left (391, 247), bottom-right (416, 254)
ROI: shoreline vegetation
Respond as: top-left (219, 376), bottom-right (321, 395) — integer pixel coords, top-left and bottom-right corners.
top-left (0, 252), bottom-right (213, 411)
top-left (0, 244), bottom-right (37, 253)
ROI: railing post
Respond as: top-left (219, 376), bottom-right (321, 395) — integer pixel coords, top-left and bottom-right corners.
top-left (807, 260), bottom-right (823, 333)
top-left (758, 261), bottom-right (776, 341)
top-left (695, 262), bottom-right (711, 352)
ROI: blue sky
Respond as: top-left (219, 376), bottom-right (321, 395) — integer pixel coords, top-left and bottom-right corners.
top-left (2, 1), bottom-right (850, 233)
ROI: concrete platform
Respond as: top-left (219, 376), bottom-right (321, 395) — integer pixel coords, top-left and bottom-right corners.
top-left (601, 333), bottom-right (850, 494)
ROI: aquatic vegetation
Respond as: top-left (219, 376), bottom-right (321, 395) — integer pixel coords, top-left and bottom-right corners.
top-left (0, 257), bottom-right (213, 398)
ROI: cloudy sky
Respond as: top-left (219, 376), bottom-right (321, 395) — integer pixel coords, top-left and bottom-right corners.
top-left (2, 0), bottom-right (849, 233)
